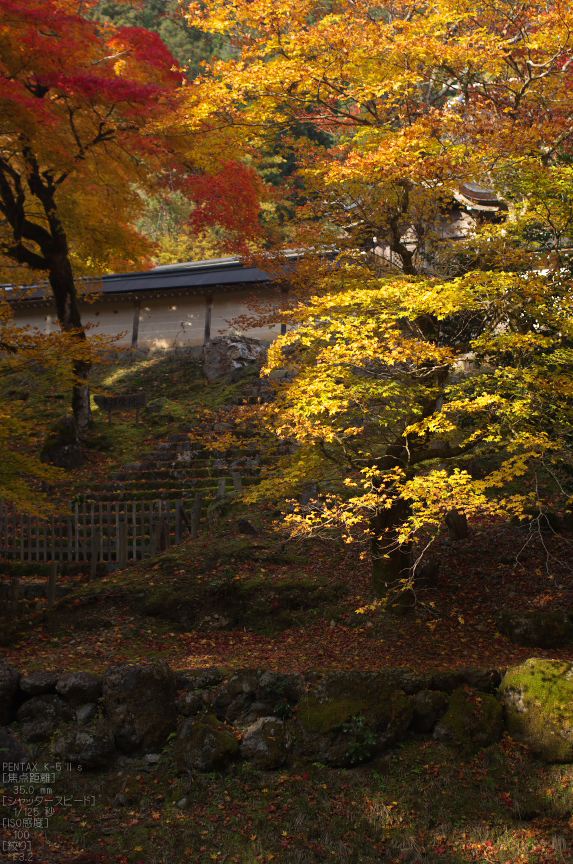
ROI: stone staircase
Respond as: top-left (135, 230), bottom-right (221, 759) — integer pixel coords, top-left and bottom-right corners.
top-left (76, 420), bottom-right (278, 507)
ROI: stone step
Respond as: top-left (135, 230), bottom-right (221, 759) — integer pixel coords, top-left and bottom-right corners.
top-left (108, 468), bottom-right (262, 487)
top-left (78, 483), bottom-right (260, 503)
top-left (86, 474), bottom-right (262, 496)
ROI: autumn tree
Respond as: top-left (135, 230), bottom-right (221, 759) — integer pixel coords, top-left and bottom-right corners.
top-left (0, 293), bottom-right (102, 513)
top-left (185, 0), bottom-right (573, 602)
top-left (0, 0), bottom-right (262, 432)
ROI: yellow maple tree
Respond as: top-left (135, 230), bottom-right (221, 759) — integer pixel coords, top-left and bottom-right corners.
top-left (183, 0), bottom-right (573, 602)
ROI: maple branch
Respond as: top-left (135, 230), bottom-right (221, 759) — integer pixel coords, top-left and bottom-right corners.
top-left (409, 434), bottom-right (487, 467)
top-left (0, 241), bottom-right (48, 270)
top-left (0, 156), bottom-right (52, 253)
top-left (92, 50), bottom-right (131, 66)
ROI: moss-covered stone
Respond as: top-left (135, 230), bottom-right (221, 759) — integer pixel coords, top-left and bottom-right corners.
top-left (411, 690), bottom-right (448, 733)
top-left (433, 686), bottom-right (503, 753)
top-left (295, 672), bottom-right (412, 767)
top-left (498, 658), bottom-right (573, 763)
top-left (497, 611), bottom-right (571, 648)
top-left (104, 661), bottom-right (176, 754)
top-left (299, 696), bottom-right (368, 735)
top-left (174, 713), bottom-right (239, 772)
top-left (239, 717), bottom-right (290, 769)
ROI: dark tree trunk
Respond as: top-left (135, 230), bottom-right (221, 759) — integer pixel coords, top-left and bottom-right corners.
top-left (46, 250), bottom-right (92, 433)
top-left (445, 508), bottom-right (468, 540)
top-left (370, 498), bottom-right (413, 611)
top-left (2, 147), bottom-right (94, 433)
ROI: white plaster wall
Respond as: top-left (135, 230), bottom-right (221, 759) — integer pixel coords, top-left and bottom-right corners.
top-left (137, 295), bottom-right (205, 349)
top-left (10, 287), bottom-right (285, 348)
top-left (83, 300), bottom-right (134, 346)
top-left (10, 302), bottom-right (134, 345)
top-left (11, 306), bottom-right (52, 334)
top-left (212, 289), bottom-right (282, 341)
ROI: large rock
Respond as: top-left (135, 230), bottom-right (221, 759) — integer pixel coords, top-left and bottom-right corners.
top-left (20, 671), bottom-right (59, 696)
top-left (178, 691), bottom-right (210, 717)
top-left (295, 672), bottom-right (412, 767)
top-left (16, 694), bottom-right (74, 742)
top-left (104, 661), bottom-right (177, 753)
top-left (410, 690), bottom-right (448, 733)
top-left (203, 336), bottom-right (268, 383)
top-left (433, 687), bottom-right (503, 752)
top-left (174, 714), bottom-right (239, 772)
top-left (460, 667), bottom-right (503, 694)
top-left (383, 668), bottom-right (432, 695)
top-left (56, 672), bottom-right (102, 705)
top-left (430, 670), bottom-right (465, 692)
top-left (40, 416), bottom-right (84, 470)
top-left (52, 722), bottom-right (116, 769)
top-left (256, 671), bottom-right (305, 720)
top-left (212, 670), bottom-right (260, 724)
top-left (0, 663), bottom-right (20, 724)
top-left (0, 728), bottom-right (31, 767)
top-left (176, 668), bottom-right (226, 691)
top-left (212, 670), bottom-right (305, 726)
top-left (239, 717), bottom-right (290, 769)
top-left (498, 658), bottom-right (573, 763)
top-left (496, 611), bottom-right (571, 648)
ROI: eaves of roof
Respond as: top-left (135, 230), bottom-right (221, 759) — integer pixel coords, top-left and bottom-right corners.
top-left (5, 260), bottom-right (275, 304)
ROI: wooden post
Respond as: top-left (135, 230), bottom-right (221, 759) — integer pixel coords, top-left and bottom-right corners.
top-left (141, 501), bottom-right (153, 558)
top-left (166, 500), bottom-right (171, 550)
top-left (105, 501), bottom-right (110, 563)
top-left (154, 515), bottom-right (167, 554)
top-left (216, 478), bottom-right (227, 499)
top-left (132, 298), bottom-right (141, 350)
top-left (74, 503), bottom-right (79, 562)
top-left (115, 501), bottom-right (120, 562)
top-left (191, 492), bottom-right (202, 539)
top-left (132, 500), bottom-right (137, 561)
top-left (118, 521), bottom-right (128, 567)
top-left (90, 501), bottom-right (95, 563)
top-left (26, 515), bottom-right (32, 563)
top-left (82, 502), bottom-right (87, 563)
top-left (90, 530), bottom-right (101, 583)
top-left (175, 499), bottom-right (182, 545)
top-left (10, 576), bottom-right (19, 617)
top-left (66, 516), bottom-right (72, 562)
top-left (135, 407), bottom-right (140, 426)
top-left (19, 514), bottom-right (24, 562)
top-left (232, 472), bottom-right (243, 494)
top-left (48, 562), bottom-right (57, 608)
top-left (204, 293), bottom-right (213, 343)
top-left (150, 501), bottom-right (156, 557)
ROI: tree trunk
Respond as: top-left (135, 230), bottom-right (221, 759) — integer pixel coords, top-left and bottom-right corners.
top-left (370, 498), bottom-right (413, 612)
top-left (47, 253), bottom-right (92, 433)
top-left (71, 358), bottom-right (92, 434)
top-left (445, 509), bottom-right (468, 540)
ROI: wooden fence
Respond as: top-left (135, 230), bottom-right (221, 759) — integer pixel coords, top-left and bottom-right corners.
top-left (0, 496), bottom-right (203, 566)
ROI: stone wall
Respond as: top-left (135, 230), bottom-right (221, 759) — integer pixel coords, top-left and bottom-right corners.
top-left (2, 662), bottom-right (507, 773)
top-left (4, 659), bottom-right (573, 774)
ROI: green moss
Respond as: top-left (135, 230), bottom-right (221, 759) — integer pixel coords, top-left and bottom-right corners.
top-left (499, 658), bottom-right (573, 762)
top-left (298, 695), bottom-right (368, 734)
